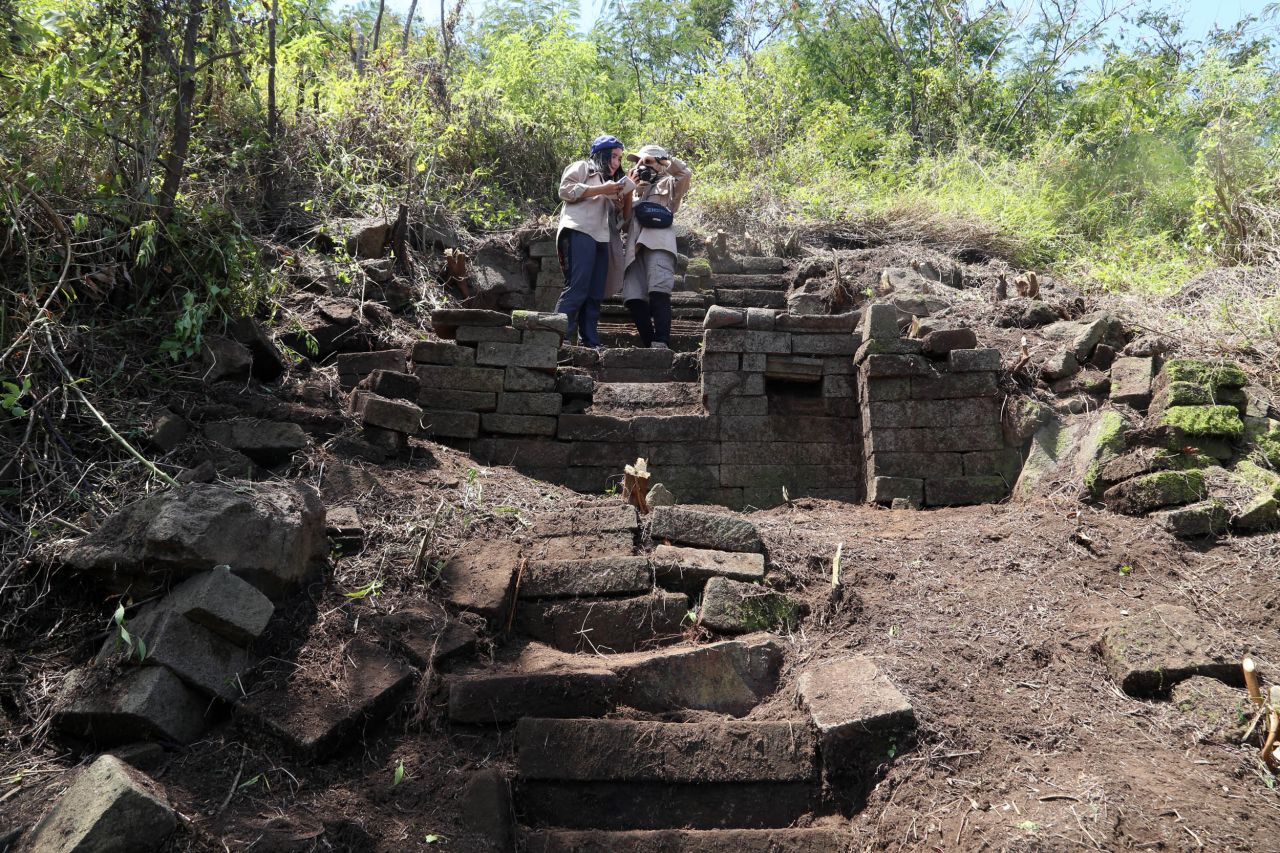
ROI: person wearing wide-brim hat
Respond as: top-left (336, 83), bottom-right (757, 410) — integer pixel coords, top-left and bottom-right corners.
top-left (621, 144), bottom-right (692, 349)
top-left (555, 135), bottom-right (636, 348)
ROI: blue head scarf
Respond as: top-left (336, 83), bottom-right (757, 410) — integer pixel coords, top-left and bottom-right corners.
top-left (589, 134), bottom-right (624, 176)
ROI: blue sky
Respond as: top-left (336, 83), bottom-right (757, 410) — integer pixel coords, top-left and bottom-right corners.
top-left (341, 0), bottom-right (1277, 40)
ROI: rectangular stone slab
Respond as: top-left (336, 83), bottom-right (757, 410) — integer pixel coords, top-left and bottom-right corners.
top-left (448, 669), bottom-right (617, 723)
top-left (497, 392), bottom-right (563, 416)
top-left (518, 781), bottom-right (818, 831)
top-left (158, 566), bottom-right (274, 646)
top-left (414, 364), bottom-right (505, 392)
top-left (516, 592), bottom-right (689, 653)
top-left (652, 544), bottom-right (765, 593)
top-left (531, 505), bottom-right (639, 537)
top-left (797, 656), bottom-right (915, 778)
top-left (517, 718), bottom-right (816, 782)
top-left (520, 828), bottom-right (848, 853)
top-left (457, 325), bottom-right (521, 344)
top-left (54, 665), bottom-right (210, 745)
top-left (524, 531), bottom-right (636, 561)
top-left (610, 635), bottom-right (783, 716)
top-left (22, 755), bottom-right (176, 853)
top-left (1097, 603), bottom-right (1237, 696)
top-left (519, 556), bottom-right (653, 599)
top-left (477, 341), bottom-right (558, 369)
top-left (422, 409), bottom-right (481, 438)
top-left (361, 395), bottom-right (424, 434)
top-left (420, 389), bottom-right (497, 411)
top-left (863, 397), bottom-right (1000, 429)
top-left (412, 340), bottom-right (475, 365)
top-left (431, 308), bottom-right (510, 327)
top-left (650, 506), bottom-right (763, 553)
top-left (863, 426), bottom-right (1004, 454)
top-left (239, 640), bottom-right (415, 759)
top-left (101, 608), bottom-right (254, 701)
top-left (482, 413), bottom-right (558, 436)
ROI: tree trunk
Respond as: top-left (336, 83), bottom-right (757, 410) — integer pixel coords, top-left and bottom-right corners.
top-left (267, 0), bottom-right (279, 142)
top-left (221, 0), bottom-right (255, 95)
top-left (265, 0), bottom-right (280, 212)
top-left (198, 0), bottom-right (221, 118)
top-left (132, 0), bottom-right (161, 214)
top-left (391, 204), bottom-right (411, 276)
top-left (372, 0), bottom-right (386, 53)
top-left (156, 0), bottom-right (206, 226)
top-left (402, 0), bottom-right (419, 51)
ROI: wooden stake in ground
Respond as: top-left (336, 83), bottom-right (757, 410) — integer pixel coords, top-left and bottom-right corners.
top-left (1244, 657), bottom-right (1262, 705)
top-left (622, 458), bottom-right (650, 514)
top-left (1263, 685), bottom-right (1280, 770)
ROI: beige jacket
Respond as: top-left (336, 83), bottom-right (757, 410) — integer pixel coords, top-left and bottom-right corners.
top-left (624, 157), bottom-right (691, 268)
top-left (557, 159), bottom-right (635, 244)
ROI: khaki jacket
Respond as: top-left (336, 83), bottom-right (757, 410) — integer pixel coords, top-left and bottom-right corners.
top-left (624, 157), bottom-right (692, 269)
top-left (557, 159), bottom-right (635, 244)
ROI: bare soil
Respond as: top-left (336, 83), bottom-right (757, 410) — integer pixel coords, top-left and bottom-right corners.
top-left (4, 240), bottom-right (1280, 852)
top-left (4, 438), bottom-right (1280, 851)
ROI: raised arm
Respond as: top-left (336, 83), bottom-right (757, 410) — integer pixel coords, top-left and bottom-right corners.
top-left (666, 157), bottom-right (692, 214)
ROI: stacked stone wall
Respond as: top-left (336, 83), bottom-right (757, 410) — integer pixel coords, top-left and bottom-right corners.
top-left (857, 304), bottom-right (1018, 506)
top-left (345, 305), bottom-right (1019, 510)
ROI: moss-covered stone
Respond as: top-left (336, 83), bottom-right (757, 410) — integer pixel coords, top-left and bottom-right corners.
top-left (1171, 676), bottom-right (1253, 745)
top-left (1233, 493), bottom-right (1279, 531)
top-left (1161, 358), bottom-right (1247, 390)
top-left (1099, 448), bottom-right (1216, 485)
top-left (1161, 405), bottom-right (1244, 440)
top-left (1231, 459), bottom-right (1280, 499)
top-left (1154, 499), bottom-right (1229, 538)
top-left (685, 257), bottom-right (712, 278)
top-left (1103, 469), bottom-right (1207, 514)
top-left (1097, 604), bottom-right (1235, 696)
top-left (1160, 381), bottom-right (1213, 407)
top-left (1082, 411), bottom-right (1130, 499)
top-left (1245, 417), bottom-right (1280, 468)
top-left (1079, 371), bottom-right (1111, 396)
top-left (1014, 420), bottom-right (1079, 500)
top-left (1003, 398), bottom-right (1052, 446)
top-left (699, 577), bottom-right (801, 634)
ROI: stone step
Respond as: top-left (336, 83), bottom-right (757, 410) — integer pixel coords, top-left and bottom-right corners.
top-left (592, 382), bottom-right (702, 413)
top-left (515, 591), bottom-right (690, 653)
top-left (598, 324), bottom-right (703, 353)
top-left (651, 544), bottom-right (765, 594)
top-left (738, 256), bottom-right (787, 274)
top-left (712, 289), bottom-right (787, 309)
top-left (517, 719), bottom-right (816, 783)
top-left (608, 635), bottom-right (783, 716)
top-left (518, 781), bottom-right (819, 831)
top-left (518, 556), bottom-right (653, 600)
top-left (710, 273), bottom-right (789, 290)
top-left (604, 292), bottom-right (710, 308)
top-left (521, 828), bottom-right (850, 853)
top-left (448, 666), bottom-right (618, 724)
top-left (599, 304), bottom-right (707, 321)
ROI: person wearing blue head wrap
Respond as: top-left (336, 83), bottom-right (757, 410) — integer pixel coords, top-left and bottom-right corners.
top-left (555, 135), bottom-right (635, 348)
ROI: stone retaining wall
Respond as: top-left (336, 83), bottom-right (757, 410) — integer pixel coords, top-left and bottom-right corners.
top-left (342, 306), bottom-right (1018, 509)
top-left (857, 304), bottom-right (1016, 506)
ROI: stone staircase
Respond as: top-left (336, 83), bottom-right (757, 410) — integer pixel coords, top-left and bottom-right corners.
top-left (443, 504), bottom-right (910, 850)
top-left (595, 256), bottom-right (792, 352)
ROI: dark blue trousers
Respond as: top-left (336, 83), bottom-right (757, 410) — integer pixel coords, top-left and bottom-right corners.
top-left (556, 229), bottom-right (608, 347)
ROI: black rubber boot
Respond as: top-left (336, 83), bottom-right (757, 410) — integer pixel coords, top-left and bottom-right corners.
top-left (650, 292), bottom-right (672, 346)
top-left (626, 299), bottom-right (654, 348)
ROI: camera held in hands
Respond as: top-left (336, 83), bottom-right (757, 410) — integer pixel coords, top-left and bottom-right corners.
top-left (636, 164), bottom-right (660, 184)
